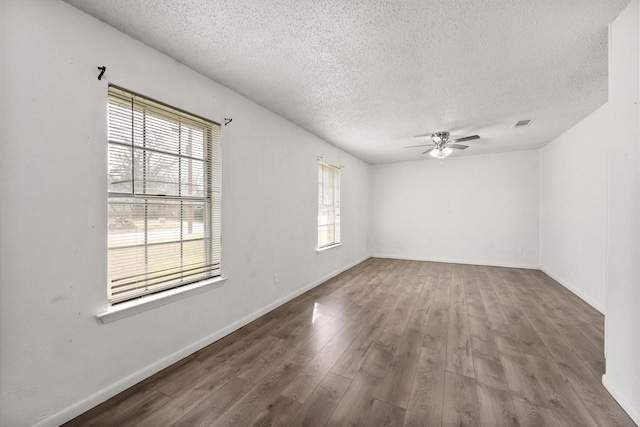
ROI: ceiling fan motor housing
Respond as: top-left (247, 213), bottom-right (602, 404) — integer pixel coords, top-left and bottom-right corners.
top-left (432, 131), bottom-right (449, 145)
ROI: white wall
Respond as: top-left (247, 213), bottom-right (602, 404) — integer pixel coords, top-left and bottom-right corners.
top-left (540, 104), bottom-right (609, 313)
top-left (369, 150), bottom-right (540, 268)
top-left (0, 2), bottom-right (370, 426)
top-left (603, 0), bottom-right (640, 423)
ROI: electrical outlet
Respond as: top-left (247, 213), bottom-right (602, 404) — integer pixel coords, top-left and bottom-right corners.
top-left (274, 273), bottom-right (279, 284)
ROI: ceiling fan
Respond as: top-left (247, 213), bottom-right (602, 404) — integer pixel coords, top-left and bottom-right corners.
top-left (405, 131), bottom-right (480, 159)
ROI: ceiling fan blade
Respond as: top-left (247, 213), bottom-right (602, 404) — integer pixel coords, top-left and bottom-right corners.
top-left (405, 144), bottom-right (434, 149)
top-left (451, 135), bottom-right (480, 143)
top-left (448, 143), bottom-right (469, 149)
top-left (422, 147), bottom-right (436, 155)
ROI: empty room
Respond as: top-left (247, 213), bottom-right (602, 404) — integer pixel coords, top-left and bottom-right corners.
top-left (1, 0), bottom-right (639, 426)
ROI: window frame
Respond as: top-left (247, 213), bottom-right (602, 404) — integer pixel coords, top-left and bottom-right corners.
top-left (317, 161), bottom-right (341, 250)
top-left (106, 85), bottom-right (222, 306)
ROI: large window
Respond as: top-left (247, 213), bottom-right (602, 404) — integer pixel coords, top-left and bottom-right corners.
top-left (107, 86), bottom-right (221, 304)
top-left (318, 162), bottom-right (341, 249)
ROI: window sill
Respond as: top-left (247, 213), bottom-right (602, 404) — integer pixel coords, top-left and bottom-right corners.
top-left (316, 243), bottom-right (342, 253)
top-left (97, 276), bottom-right (228, 324)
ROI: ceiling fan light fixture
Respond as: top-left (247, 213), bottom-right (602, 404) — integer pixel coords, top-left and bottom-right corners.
top-left (429, 147), bottom-right (451, 159)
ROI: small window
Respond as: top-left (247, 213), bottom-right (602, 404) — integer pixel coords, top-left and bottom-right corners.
top-left (318, 162), bottom-right (341, 249)
top-left (107, 86), bottom-right (221, 304)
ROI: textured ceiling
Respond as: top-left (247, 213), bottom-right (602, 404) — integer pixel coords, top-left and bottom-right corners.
top-left (64, 0), bottom-right (630, 164)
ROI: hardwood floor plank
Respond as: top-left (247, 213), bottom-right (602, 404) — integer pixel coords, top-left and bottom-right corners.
top-left (467, 299), bottom-right (488, 320)
top-left (285, 372), bottom-right (351, 427)
top-left (493, 333), bottom-right (525, 357)
top-left (476, 382), bottom-right (519, 427)
top-left (469, 314), bottom-right (500, 362)
top-left (432, 264), bottom-right (452, 304)
top-left (270, 307), bottom-right (333, 349)
top-left (376, 330), bottom-right (424, 409)
top-left (404, 290), bottom-right (432, 335)
top-left (523, 290), bottom-right (575, 330)
top-left (378, 292), bottom-right (401, 315)
top-left (575, 319), bottom-right (605, 352)
top-left (326, 276), bottom-right (360, 300)
top-left (329, 312), bottom-right (387, 379)
top-left (350, 291), bottom-right (387, 324)
top-left (364, 399), bottom-right (406, 426)
top-left (485, 267), bottom-right (519, 307)
top-left (509, 291), bottom-right (560, 336)
top-left (210, 352), bottom-right (311, 427)
top-left (246, 395), bottom-right (301, 427)
top-left (152, 358), bottom-right (216, 399)
top-left (281, 316), bottom-right (366, 403)
top-left (67, 384), bottom-right (171, 427)
top-left (326, 332), bottom-right (400, 427)
top-left (142, 356), bottom-right (205, 397)
top-left (500, 304), bottom-right (548, 358)
top-left (552, 321), bottom-right (605, 378)
top-left (442, 371), bottom-right (480, 427)
top-left (513, 400), bottom-right (559, 427)
top-left (384, 291), bottom-right (418, 336)
top-left (473, 350), bottom-right (510, 392)
top-left (236, 341), bottom-right (295, 385)
top-left (446, 266), bottom-right (474, 378)
top-left (332, 289), bottom-right (369, 320)
top-left (535, 271), bottom-right (604, 328)
top-left (499, 352), bottom-right (548, 408)
top-left (404, 270), bottom-right (433, 326)
top-left (138, 364), bottom-right (246, 426)
top-left (63, 382), bottom-right (152, 426)
top-left (488, 319), bottom-right (517, 337)
top-left (464, 266), bottom-right (488, 319)
top-left (224, 335), bottom-right (283, 370)
top-left (194, 317), bottom-right (282, 370)
top-left (187, 317), bottom-right (270, 363)
top-left (525, 354), bottom-right (598, 427)
top-left (405, 275), bottom-right (426, 298)
top-left (293, 316), bottom-right (352, 358)
top-left (526, 272), bottom-right (596, 330)
top-left (423, 301), bottom-right (449, 351)
top-left (404, 347), bottom-right (446, 427)
top-left (475, 269), bottom-right (511, 327)
top-left (171, 378), bottom-right (254, 427)
top-left (538, 332), bottom-right (636, 427)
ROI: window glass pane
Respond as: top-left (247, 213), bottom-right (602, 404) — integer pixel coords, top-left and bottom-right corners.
top-left (141, 110), bottom-right (181, 154)
top-left (108, 199), bottom-right (143, 247)
top-left (108, 144), bottom-right (133, 193)
top-left (108, 102), bottom-right (133, 144)
top-left (131, 149), bottom-right (206, 197)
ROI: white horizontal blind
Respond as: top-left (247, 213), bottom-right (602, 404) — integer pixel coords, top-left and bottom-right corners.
top-left (318, 162), bottom-right (341, 248)
top-left (107, 86), bottom-right (221, 304)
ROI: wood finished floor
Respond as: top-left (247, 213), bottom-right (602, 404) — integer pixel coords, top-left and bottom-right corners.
top-left (66, 259), bottom-right (636, 426)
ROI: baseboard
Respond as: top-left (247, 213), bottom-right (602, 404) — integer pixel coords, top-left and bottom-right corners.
top-left (602, 374), bottom-right (640, 425)
top-left (36, 255), bottom-right (370, 427)
top-left (540, 268), bottom-right (605, 314)
top-left (371, 253), bottom-right (540, 270)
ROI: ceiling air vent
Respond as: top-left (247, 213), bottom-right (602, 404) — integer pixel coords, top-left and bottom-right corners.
top-left (513, 119), bottom-right (534, 128)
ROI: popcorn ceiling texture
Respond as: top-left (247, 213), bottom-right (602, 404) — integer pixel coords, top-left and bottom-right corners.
top-left (65, 0), bottom-right (630, 164)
